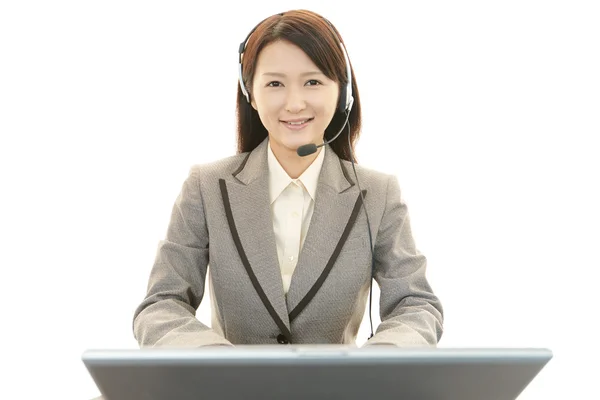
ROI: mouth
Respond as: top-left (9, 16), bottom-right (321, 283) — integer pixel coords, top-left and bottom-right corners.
top-left (280, 117), bottom-right (314, 131)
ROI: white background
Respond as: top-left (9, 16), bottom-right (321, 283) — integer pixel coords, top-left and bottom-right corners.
top-left (1, 1), bottom-right (598, 399)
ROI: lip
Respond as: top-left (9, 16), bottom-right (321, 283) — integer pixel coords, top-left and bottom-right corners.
top-left (280, 117), bottom-right (313, 131)
top-left (280, 117), bottom-right (314, 123)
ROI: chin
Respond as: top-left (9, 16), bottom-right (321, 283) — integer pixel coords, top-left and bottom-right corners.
top-left (278, 133), bottom-right (317, 151)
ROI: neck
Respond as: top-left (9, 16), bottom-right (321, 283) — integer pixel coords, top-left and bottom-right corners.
top-left (271, 142), bottom-right (321, 179)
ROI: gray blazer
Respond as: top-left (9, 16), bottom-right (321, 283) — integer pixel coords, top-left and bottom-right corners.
top-left (132, 138), bottom-right (443, 347)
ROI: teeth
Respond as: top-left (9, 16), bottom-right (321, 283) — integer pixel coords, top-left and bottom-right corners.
top-left (286, 119), bottom-right (310, 125)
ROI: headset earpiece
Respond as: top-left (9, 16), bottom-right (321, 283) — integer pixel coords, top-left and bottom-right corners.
top-left (338, 84), bottom-right (347, 114)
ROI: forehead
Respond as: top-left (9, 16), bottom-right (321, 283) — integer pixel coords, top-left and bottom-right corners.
top-left (254, 40), bottom-right (321, 74)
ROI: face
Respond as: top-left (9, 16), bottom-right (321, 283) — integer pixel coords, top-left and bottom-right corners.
top-left (250, 40), bottom-right (339, 158)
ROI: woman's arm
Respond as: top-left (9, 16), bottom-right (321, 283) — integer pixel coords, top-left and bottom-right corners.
top-left (364, 174), bottom-right (444, 347)
top-left (132, 167), bottom-right (233, 347)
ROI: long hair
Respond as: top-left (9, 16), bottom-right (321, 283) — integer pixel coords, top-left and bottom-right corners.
top-left (236, 9), bottom-right (362, 162)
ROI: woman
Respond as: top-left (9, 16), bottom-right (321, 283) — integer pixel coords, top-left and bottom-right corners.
top-left (132, 9), bottom-right (443, 348)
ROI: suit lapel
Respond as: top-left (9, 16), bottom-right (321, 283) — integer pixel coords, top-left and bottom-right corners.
top-left (285, 147), bottom-right (364, 320)
top-left (220, 139), bottom-right (291, 337)
top-left (220, 138), bottom-right (366, 338)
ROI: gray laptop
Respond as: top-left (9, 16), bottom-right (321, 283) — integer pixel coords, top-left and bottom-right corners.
top-left (82, 345), bottom-right (552, 400)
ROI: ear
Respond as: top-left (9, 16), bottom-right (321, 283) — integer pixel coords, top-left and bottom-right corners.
top-left (250, 97), bottom-right (257, 110)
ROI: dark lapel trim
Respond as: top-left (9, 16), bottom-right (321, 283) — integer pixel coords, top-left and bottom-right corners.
top-left (232, 152), bottom-right (251, 178)
top-left (219, 178), bottom-right (292, 342)
top-left (288, 189), bottom-right (367, 323)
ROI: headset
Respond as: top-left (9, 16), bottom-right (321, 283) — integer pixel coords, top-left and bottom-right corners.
top-left (237, 12), bottom-right (375, 341)
top-left (238, 13), bottom-right (354, 115)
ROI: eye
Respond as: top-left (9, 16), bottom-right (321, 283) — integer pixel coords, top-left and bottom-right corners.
top-left (267, 81), bottom-right (282, 87)
top-left (306, 79), bottom-right (321, 86)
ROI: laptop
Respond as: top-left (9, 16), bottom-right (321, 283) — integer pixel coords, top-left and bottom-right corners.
top-left (82, 345), bottom-right (552, 400)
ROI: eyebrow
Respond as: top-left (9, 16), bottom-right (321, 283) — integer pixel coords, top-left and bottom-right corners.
top-left (261, 71), bottom-right (324, 78)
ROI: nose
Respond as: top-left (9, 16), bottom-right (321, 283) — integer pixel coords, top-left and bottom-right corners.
top-left (284, 87), bottom-right (306, 114)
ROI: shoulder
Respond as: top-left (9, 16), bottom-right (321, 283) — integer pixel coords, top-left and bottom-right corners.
top-left (339, 159), bottom-right (396, 190)
top-left (187, 152), bottom-right (250, 181)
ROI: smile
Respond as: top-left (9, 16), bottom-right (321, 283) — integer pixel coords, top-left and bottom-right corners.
top-left (280, 117), bottom-right (314, 130)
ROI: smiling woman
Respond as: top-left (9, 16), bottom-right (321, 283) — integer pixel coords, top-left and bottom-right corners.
top-left (131, 8), bottom-right (443, 354)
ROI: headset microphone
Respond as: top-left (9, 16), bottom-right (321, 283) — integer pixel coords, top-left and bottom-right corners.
top-left (296, 144), bottom-right (318, 157)
top-left (296, 110), bottom-right (351, 157)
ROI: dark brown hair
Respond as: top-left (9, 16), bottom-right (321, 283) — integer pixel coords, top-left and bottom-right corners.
top-left (236, 9), bottom-right (362, 162)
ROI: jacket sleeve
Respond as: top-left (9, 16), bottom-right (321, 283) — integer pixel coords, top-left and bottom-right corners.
top-left (363, 174), bottom-right (444, 347)
top-left (132, 167), bottom-right (233, 347)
